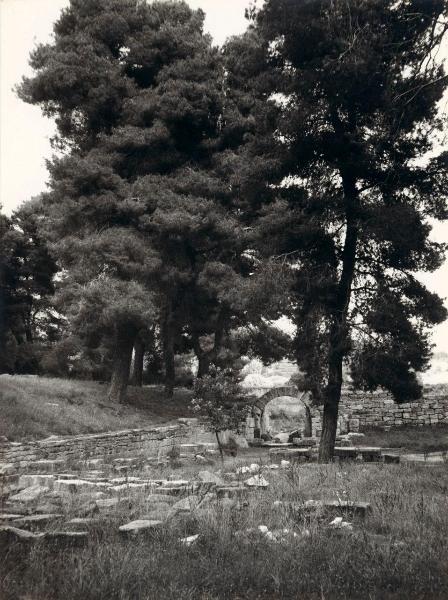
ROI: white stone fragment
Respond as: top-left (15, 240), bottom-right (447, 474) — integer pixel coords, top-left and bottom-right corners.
top-left (180, 534), bottom-right (199, 546)
top-left (245, 475), bottom-right (269, 488)
top-left (329, 516), bottom-right (353, 529)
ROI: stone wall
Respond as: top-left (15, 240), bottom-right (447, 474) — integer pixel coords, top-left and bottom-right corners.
top-left (246, 384), bottom-right (448, 438)
top-left (336, 385), bottom-right (448, 433)
top-left (0, 424), bottom-right (205, 471)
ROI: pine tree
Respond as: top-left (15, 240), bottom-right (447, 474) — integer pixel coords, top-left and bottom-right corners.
top-left (18, 0), bottom-right (257, 400)
top-left (244, 0), bottom-right (448, 460)
top-left (0, 201), bottom-right (57, 374)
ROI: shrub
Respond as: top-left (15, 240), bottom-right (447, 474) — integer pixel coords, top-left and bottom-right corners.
top-left (191, 367), bottom-right (250, 460)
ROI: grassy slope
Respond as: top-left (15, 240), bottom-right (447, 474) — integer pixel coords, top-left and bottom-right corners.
top-left (0, 375), bottom-right (192, 441)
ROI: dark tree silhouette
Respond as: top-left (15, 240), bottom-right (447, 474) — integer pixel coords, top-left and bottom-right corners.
top-left (243, 0), bottom-right (448, 460)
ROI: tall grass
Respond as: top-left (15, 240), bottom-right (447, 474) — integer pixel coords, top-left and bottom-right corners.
top-left (2, 462), bottom-right (448, 600)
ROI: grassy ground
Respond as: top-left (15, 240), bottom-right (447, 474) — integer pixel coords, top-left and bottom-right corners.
top-left (361, 425), bottom-right (448, 453)
top-left (2, 460), bottom-right (448, 600)
top-left (0, 375), bottom-right (192, 441)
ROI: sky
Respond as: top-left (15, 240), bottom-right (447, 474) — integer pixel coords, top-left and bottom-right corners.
top-left (1, 0), bottom-right (448, 352)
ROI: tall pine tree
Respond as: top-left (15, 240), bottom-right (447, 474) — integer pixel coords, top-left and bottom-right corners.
top-left (244, 0), bottom-right (448, 460)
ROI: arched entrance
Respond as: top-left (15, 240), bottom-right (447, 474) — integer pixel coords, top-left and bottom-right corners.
top-left (251, 386), bottom-right (312, 440)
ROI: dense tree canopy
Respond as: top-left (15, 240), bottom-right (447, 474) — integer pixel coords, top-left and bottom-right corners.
top-left (18, 0), bottom-right (283, 401)
top-left (11, 0), bottom-right (448, 459)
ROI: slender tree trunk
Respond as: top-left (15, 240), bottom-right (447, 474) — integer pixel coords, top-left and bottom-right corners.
top-left (319, 170), bottom-right (359, 462)
top-left (162, 305), bottom-right (176, 397)
top-left (131, 336), bottom-right (145, 387)
top-left (108, 326), bottom-right (136, 404)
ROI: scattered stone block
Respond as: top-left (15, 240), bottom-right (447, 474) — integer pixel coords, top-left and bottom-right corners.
top-left (244, 475), bottom-right (269, 488)
top-left (54, 479), bottom-right (109, 493)
top-left (180, 533), bottom-right (199, 546)
top-left (163, 480), bottom-right (190, 488)
top-left (0, 513), bottom-right (24, 521)
top-left (194, 454), bottom-right (213, 465)
top-left (12, 514), bottom-right (63, 531)
top-left (269, 448), bottom-right (313, 462)
top-left (110, 483), bottom-right (149, 493)
top-left (0, 463), bottom-right (15, 476)
top-left (10, 485), bottom-right (49, 504)
top-left (18, 474), bottom-right (55, 490)
top-left (66, 517), bottom-right (101, 529)
top-left (96, 498), bottom-right (119, 511)
top-left (146, 494), bottom-right (177, 505)
top-left (172, 495), bottom-right (203, 513)
top-left (0, 525), bottom-right (43, 551)
top-left (118, 519), bottom-right (163, 535)
top-left (328, 516), bottom-right (353, 530)
top-left (110, 477), bottom-right (142, 484)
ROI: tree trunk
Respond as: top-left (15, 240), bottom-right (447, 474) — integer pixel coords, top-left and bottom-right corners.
top-left (162, 305), bottom-right (176, 397)
top-left (318, 167), bottom-right (359, 462)
top-left (131, 336), bottom-right (145, 387)
top-left (192, 333), bottom-right (210, 377)
top-left (319, 374), bottom-right (342, 461)
top-left (193, 308), bottom-right (227, 378)
top-left (108, 326), bottom-right (136, 404)
top-left (197, 353), bottom-right (210, 377)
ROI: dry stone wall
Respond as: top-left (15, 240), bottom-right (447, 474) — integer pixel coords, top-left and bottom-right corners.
top-left (337, 385), bottom-right (448, 432)
top-left (0, 423), bottom-right (210, 472)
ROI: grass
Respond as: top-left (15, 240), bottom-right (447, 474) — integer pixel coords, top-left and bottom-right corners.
top-left (0, 375), bottom-right (193, 441)
top-left (2, 460), bottom-right (448, 600)
top-left (361, 424), bottom-right (448, 453)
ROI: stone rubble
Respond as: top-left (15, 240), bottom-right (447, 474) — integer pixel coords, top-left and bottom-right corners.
top-left (0, 436), bottom-right (405, 554)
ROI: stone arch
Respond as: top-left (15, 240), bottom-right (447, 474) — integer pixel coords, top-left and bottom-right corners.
top-left (251, 386), bottom-right (312, 439)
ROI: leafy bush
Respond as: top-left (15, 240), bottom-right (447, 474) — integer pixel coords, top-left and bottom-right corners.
top-left (191, 367), bottom-right (250, 459)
